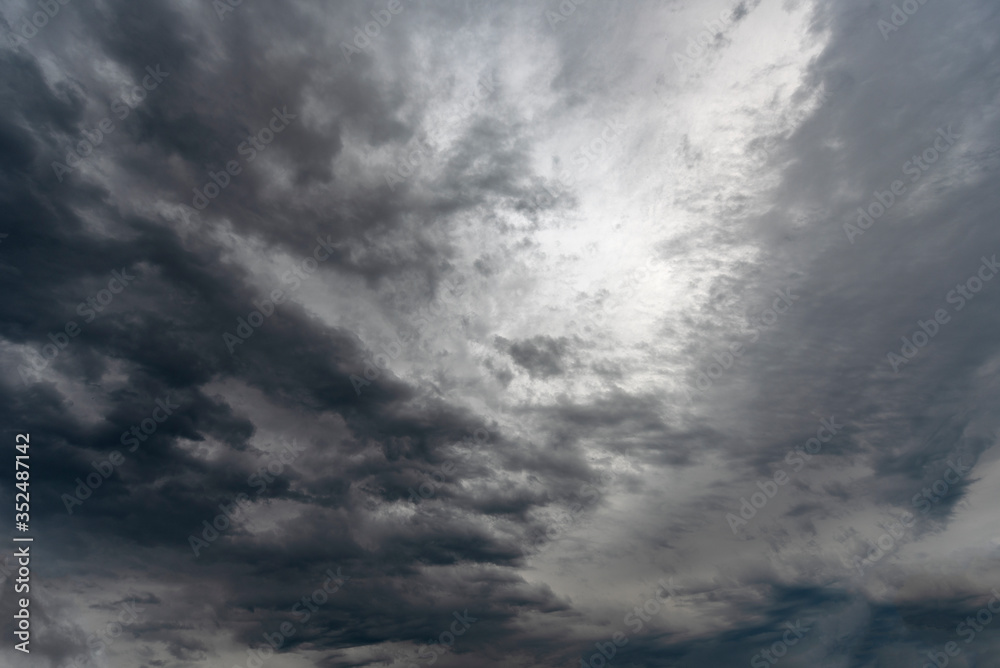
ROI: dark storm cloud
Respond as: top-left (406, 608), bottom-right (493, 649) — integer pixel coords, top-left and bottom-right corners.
top-left (1, 0), bottom-right (999, 666)
top-left (0, 0), bottom-right (606, 663)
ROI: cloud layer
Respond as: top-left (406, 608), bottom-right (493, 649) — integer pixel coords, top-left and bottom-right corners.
top-left (1, 0), bottom-right (1000, 666)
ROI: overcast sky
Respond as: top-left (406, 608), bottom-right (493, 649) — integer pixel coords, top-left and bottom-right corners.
top-left (2, 0), bottom-right (1000, 666)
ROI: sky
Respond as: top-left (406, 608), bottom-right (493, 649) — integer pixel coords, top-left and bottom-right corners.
top-left (1, 0), bottom-right (1000, 666)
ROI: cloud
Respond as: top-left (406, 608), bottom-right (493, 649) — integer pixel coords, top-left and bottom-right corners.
top-left (2, 0), bottom-right (1000, 666)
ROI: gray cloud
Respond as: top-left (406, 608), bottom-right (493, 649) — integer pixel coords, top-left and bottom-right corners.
top-left (1, 0), bottom-right (999, 666)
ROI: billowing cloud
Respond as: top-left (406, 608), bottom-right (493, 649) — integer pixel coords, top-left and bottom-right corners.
top-left (1, 0), bottom-right (999, 666)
